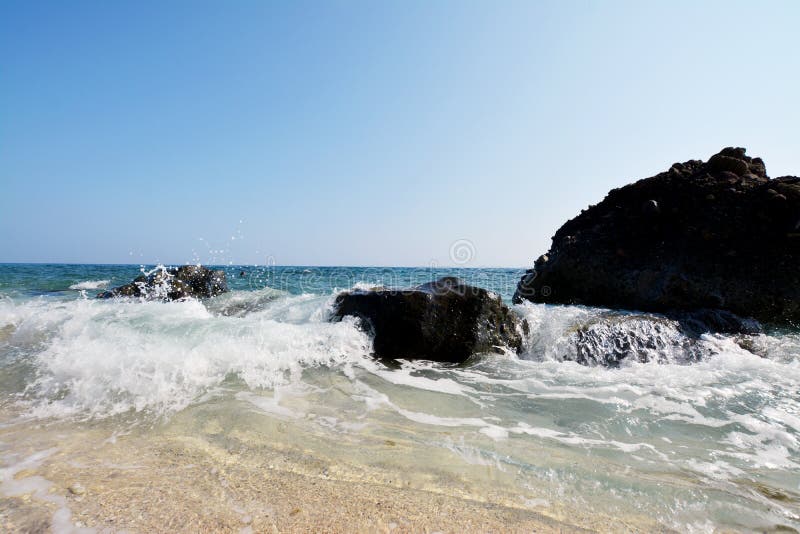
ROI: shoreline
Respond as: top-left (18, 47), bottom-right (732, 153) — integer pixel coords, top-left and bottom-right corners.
top-left (0, 407), bottom-right (667, 533)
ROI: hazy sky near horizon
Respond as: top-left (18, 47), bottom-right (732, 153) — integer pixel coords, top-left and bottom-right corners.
top-left (1, 1), bottom-right (798, 267)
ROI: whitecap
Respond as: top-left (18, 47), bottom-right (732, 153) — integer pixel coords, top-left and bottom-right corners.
top-left (4, 296), bottom-right (371, 419)
top-left (68, 280), bottom-right (110, 290)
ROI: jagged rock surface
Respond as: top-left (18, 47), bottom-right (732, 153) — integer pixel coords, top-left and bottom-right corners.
top-left (514, 147), bottom-right (800, 325)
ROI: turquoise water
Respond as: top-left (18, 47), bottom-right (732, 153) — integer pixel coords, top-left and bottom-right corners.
top-left (1, 263), bottom-right (800, 532)
top-left (0, 263), bottom-right (524, 301)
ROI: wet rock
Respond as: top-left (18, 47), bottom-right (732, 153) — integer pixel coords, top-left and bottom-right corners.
top-left (565, 309), bottom-right (760, 367)
top-left (97, 265), bottom-right (227, 300)
top-left (570, 314), bottom-right (694, 366)
top-left (674, 308), bottom-right (762, 337)
top-left (514, 147), bottom-right (800, 325)
top-left (331, 277), bottom-right (526, 363)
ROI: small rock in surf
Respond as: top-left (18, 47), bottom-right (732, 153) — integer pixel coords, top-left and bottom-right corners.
top-left (97, 265), bottom-right (227, 301)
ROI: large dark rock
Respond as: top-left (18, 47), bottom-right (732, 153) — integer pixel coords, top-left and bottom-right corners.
top-left (331, 277), bottom-right (527, 363)
top-left (97, 265), bottom-right (227, 300)
top-left (514, 147), bottom-right (800, 325)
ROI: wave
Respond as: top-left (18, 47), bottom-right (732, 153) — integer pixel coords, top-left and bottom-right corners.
top-left (0, 292), bottom-right (371, 419)
top-left (0, 290), bottom-right (798, 441)
top-left (68, 280), bottom-right (110, 290)
top-left (514, 301), bottom-right (770, 365)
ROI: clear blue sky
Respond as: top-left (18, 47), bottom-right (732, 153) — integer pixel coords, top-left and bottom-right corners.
top-left (1, 0), bottom-right (798, 267)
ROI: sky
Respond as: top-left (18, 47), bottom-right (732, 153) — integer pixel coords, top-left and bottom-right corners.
top-left (1, 0), bottom-right (798, 267)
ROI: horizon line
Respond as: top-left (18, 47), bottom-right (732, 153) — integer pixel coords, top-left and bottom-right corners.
top-left (0, 261), bottom-right (529, 269)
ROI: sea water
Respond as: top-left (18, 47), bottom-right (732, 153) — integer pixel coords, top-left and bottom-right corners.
top-left (0, 264), bottom-right (798, 532)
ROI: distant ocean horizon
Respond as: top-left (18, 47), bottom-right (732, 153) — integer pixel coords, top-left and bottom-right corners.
top-left (0, 263), bottom-right (529, 301)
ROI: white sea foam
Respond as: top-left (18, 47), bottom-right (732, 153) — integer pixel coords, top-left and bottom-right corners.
top-left (369, 361), bottom-right (475, 397)
top-left (350, 281), bottom-right (387, 291)
top-left (0, 294), bottom-right (371, 418)
top-left (68, 280), bottom-right (110, 290)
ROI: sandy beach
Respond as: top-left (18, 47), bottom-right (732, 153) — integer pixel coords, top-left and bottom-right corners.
top-left (0, 401), bottom-right (668, 534)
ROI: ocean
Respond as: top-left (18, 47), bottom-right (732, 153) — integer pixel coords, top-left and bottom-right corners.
top-left (1, 263), bottom-right (798, 532)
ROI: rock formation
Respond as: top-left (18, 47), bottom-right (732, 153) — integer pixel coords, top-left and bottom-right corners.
top-left (98, 265), bottom-right (227, 300)
top-left (332, 277), bottom-right (526, 363)
top-left (514, 147), bottom-right (800, 325)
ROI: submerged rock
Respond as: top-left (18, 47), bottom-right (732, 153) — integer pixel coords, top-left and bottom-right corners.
top-left (331, 277), bottom-right (526, 363)
top-left (562, 309), bottom-right (761, 367)
top-left (569, 314), bottom-right (696, 366)
top-left (514, 147), bottom-right (800, 325)
top-left (97, 265), bottom-right (227, 300)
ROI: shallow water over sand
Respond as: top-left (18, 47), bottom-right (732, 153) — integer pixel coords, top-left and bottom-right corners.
top-left (1, 265), bottom-right (799, 532)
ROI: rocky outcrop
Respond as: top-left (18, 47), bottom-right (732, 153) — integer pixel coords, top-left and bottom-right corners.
top-left (97, 265), bottom-right (227, 300)
top-left (514, 147), bottom-right (800, 325)
top-left (331, 277), bottom-right (527, 363)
